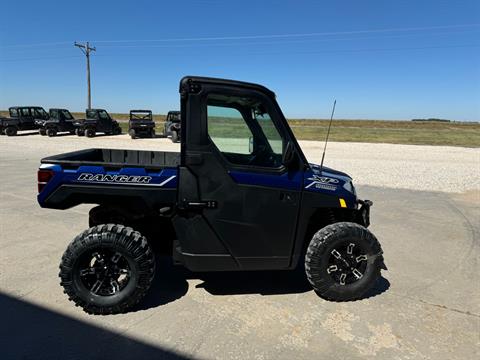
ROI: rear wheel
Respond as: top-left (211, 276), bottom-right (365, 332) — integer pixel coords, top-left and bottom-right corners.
top-left (150, 128), bottom-right (155, 138)
top-left (171, 130), bottom-right (178, 143)
top-left (113, 126), bottom-right (122, 135)
top-left (59, 224), bottom-right (155, 315)
top-left (39, 128), bottom-right (46, 136)
top-left (85, 128), bottom-right (96, 138)
top-left (5, 126), bottom-right (17, 136)
top-left (46, 128), bottom-right (57, 137)
top-left (305, 222), bottom-right (384, 301)
top-left (129, 129), bottom-right (136, 139)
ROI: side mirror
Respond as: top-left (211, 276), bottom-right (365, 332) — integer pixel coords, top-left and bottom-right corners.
top-left (282, 141), bottom-right (296, 168)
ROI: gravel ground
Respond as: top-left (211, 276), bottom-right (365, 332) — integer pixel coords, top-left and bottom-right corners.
top-left (1, 132), bottom-right (478, 193)
top-left (1, 131), bottom-right (479, 359)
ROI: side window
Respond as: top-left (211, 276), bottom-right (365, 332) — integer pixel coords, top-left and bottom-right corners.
top-left (98, 111), bottom-right (109, 120)
top-left (21, 108), bottom-right (31, 117)
top-left (208, 105), bottom-right (253, 155)
top-left (207, 94), bottom-right (284, 168)
top-left (50, 110), bottom-right (59, 120)
top-left (62, 110), bottom-right (73, 120)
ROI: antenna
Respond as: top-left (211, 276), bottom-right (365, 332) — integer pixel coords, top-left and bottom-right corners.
top-left (319, 99), bottom-right (336, 175)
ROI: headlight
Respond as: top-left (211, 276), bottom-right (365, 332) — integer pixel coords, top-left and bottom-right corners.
top-left (343, 180), bottom-right (356, 195)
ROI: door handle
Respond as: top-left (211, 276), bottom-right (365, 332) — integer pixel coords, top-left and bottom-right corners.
top-left (181, 200), bottom-right (217, 210)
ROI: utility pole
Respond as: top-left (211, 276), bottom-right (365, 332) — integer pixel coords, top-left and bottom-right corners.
top-left (74, 41), bottom-right (96, 109)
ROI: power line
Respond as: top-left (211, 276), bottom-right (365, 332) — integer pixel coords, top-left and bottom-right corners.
top-left (89, 23), bottom-right (480, 44)
top-left (1, 23), bottom-right (479, 48)
top-left (74, 42), bottom-right (96, 110)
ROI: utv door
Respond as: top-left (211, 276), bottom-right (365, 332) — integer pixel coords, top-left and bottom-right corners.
top-left (175, 83), bottom-right (303, 271)
top-left (97, 111), bottom-right (111, 133)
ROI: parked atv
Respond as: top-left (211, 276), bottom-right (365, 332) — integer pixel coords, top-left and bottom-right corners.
top-left (39, 109), bottom-right (77, 137)
top-left (128, 110), bottom-right (155, 139)
top-left (74, 109), bottom-right (122, 137)
top-left (0, 106), bottom-right (48, 136)
top-left (163, 110), bottom-right (181, 143)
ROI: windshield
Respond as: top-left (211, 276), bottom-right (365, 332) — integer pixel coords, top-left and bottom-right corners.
top-left (131, 112), bottom-right (152, 121)
top-left (9, 108), bottom-right (19, 117)
top-left (62, 110), bottom-right (73, 120)
top-left (168, 112), bottom-right (181, 122)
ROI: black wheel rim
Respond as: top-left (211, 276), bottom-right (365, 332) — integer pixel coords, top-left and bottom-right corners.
top-left (326, 242), bottom-right (368, 285)
top-left (78, 249), bottom-right (131, 296)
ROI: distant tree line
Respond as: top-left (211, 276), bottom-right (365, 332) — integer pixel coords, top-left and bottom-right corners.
top-left (411, 118), bottom-right (451, 122)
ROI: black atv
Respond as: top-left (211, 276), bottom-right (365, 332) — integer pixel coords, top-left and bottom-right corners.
top-left (163, 110), bottom-right (181, 143)
top-left (128, 110), bottom-right (155, 139)
top-left (0, 106), bottom-right (48, 136)
top-left (74, 109), bottom-right (122, 137)
top-left (39, 109), bottom-right (77, 137)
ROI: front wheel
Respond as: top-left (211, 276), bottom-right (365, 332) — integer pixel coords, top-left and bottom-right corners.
top-left (171, 130), bottom-right (178, 143)
top-left (46, 128), bottom-right (57, 137)
top-left (85, 128), bottom-right (96, 137)
top-left (75, 128), bottom-right (84, 136)
top-left (59, 224), bottom-right (155, 315)
top-left (305, 222), bottom-right (384, 301)
top-left (39, 128), bottom-right (46, 136)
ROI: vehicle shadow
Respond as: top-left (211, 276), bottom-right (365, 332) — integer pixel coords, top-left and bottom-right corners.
top-left (49, 132), bottom-right (75, 137)
top-left (362, 276), bottom-right (390, 299)
top-left (136, 259), bottom-right (390, 308)
top-left (0, 291), bottom-right (193, 360)
top-left (193, 266), bottom-right (312, 296)
top-left (193, 269), bottom-right (390, 300)
top-left (132, 256), bottom-right (189, 312)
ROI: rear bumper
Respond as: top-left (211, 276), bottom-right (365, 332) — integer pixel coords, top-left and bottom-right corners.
top-left (354, 199), bottom-right (372, 227)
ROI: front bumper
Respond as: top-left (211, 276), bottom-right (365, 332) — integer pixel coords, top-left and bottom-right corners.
top-left (355, 199), bottom-right (372, 227)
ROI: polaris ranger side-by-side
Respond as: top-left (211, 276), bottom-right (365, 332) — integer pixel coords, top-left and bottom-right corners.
top-left (128, 110), bottom-right (155, 139)
top-left (0, 106), bottom-right (48, 136)
top-left (163, 110), bottom-right (181, 142)
top-left (37, 76), bottom-right (386, 315)
top-left (74, 109), bottom-right (122, 137)
top-left (39, 109), bottom-right (77, 136)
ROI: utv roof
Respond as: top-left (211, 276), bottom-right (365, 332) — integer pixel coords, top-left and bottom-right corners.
top-left (9, 106), bottom-right (44, 109)
top-left (180, 76), bottom-right (275, 98)
top-left (49, 108), bottom-right (70, 111)
top-left (167, 110), bottom-right (181, 114)
top-left (130, 110), bottom-right (152, 113)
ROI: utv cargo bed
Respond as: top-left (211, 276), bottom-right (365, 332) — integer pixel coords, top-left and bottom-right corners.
top-left (41, 148), bottom-right (180, 169)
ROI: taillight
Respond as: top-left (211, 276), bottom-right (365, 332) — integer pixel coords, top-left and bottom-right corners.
top-left (37, 169), bottom-right (54, 193)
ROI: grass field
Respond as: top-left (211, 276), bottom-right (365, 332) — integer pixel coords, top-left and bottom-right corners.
top-left (2, 110), bottom-right (479, 147)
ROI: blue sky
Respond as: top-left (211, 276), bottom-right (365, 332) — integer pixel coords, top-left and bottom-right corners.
top-left (1, 0), bottom-right (479, 120)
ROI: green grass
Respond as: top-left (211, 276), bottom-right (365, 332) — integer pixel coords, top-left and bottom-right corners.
top-left (1, 110), bottom-right (478, 147)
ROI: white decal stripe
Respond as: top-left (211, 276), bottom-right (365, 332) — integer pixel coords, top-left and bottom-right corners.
top-left (158, 175), bottom-right (177, 187)
top-left (305, 181), bottom-right (316, 189)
